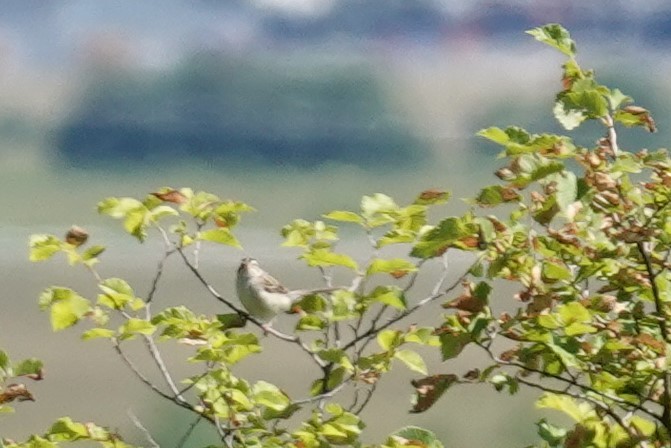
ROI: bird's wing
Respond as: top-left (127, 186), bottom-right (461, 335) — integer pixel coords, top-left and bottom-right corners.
top-left (260, 272), bottom-right (289, 294)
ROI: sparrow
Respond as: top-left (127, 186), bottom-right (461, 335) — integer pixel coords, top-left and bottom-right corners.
top-left (235, 257), bottom-right (338, 328)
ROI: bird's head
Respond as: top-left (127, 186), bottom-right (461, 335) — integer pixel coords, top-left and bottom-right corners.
top-left (239, 257), bottom-right (259, 273)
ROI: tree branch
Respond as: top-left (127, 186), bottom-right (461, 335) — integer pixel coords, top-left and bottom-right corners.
top-left (637, 240), bottom-right (671, 431)
top-left (342, 254), bottom-right (470, 352)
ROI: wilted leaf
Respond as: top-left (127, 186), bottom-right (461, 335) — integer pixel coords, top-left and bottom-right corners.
top-left (410, 374), bottom-right (458, 413)
top-left (64, 226), bottom-right (89, 247)
top-left (0, 384), bottom-right (34, 404)
top-left (414, 189), bottom-right (450, 206)
top-left (151, 188), bottom-right (187, 204)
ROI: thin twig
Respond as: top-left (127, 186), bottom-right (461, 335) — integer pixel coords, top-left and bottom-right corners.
top-left (342, 254), bottom-right (469, 352)
top-left (516, 376), bottom-right (645, 443)
top-left (112, 340), bottom-right (206, 418)
top-left (176, 414), bottom-right (203, 448)
top-left (637, 240), bottom-right (671, 431)
top-left (143, 335), bottom-right (185, 401)
top-left (127, 408), bottom-right (160, 448)
top-left (146, 249), bottom-right (175, 306)
top-left (292, 375), bottom-right (354, 405)
top-left (478, 342), bottom-right (661, 422)
top-left (175, 246), bottom-right (327, 367)
top-left (352, 382), bottom-right (377, 415)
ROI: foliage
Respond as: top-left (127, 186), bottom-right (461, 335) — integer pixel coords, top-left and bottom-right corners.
top-left (7, 23), bottom-right (671, 447)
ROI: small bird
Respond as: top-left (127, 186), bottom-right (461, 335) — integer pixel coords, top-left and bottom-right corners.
top-left (235, 257), bottom-right (338, 328)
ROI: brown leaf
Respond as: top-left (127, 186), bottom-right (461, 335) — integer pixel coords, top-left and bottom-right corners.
top-left (390, 270), bottom-right (409, 279)
top-left (151, 189), bottom-right (187, 204)
top-left (0, 383), bottom-right (34, 404)
top-left (359, 370), bottom-right (381, 385)
top-left (499, 348), bottom-right (519, 362)
top-left (418, 189), bottom-right (448, 201)
top-left (458, 236), bottom-right (480, 249)
top-left (410, 374), bottom-right (458, 413)
top-left (65, 225), bottom-right (89, 247)
top-left (214, 217), bottom-right (229, 228)
top-left (622, 105), bottom-right (657, 132)
top-left (526, 295), bottom-right (553, 314)
top-left (442, 282), bottom-right (485, 314)
top-left (635, 333), bottom-right (665, 353)
top-left (463, 369), bottom-right (480, 381)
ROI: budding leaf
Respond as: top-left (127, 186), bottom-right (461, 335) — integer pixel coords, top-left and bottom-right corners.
top-left (526, 24), bottom-right (576, 57)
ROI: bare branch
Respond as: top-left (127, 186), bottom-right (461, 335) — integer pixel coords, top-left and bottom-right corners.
top-left (292, 375), bottom-right (354, 405)
top-left (145, 248), bottom-right (175, 306)
top-left (174, 246), bottom-right (327, 368)
top-left (516, 376), bottom-right (647, 444)
top-left (343, 254), bottom-right (473, 352)
top-left (603, 114), bottom-right (619, 156)
top-left (111, 340), bottom-right (205, 419)
top-left (127, 408), bottom-right (160, 448)
top-left (478, 341), bottom-right (661, 422)
top-left (351, 382), bottom-right (377, 415)
top-left (176, 414), bottom-right (203, 448)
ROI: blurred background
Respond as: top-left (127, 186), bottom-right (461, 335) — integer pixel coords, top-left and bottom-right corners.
top-left (2, 1), bottom-right (671, 446)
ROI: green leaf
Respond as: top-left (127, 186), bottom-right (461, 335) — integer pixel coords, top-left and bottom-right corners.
top-left (558, 302), bottom-right (590, 325)
top-left (81, 245), bottom-right (106, 261)
top-left (526, 24), bottom-right (576, 57)
top-left (536, 418), bottom-right (567, 444)
top-left (323, 210), bottom-right (364, 224)
top-left (411, 215), bottom-right (479, 258)
top-left (475, 185), bottom-right (520, 207)
top-left (39, 287), bottom-right (91, 331)
top-left (29, 234), bottom-right (63, 262)
top-left (296, 315), bottom-right (326, 331)
top-left (608, 88), bottom-right (632, 110)
top-left (553, 100), bottom-right (585, 130)
top-left (119, 318), bottom-right (156, 340)
top-left (552, 171), bottom-right (577, 213)
top-left (48, 417), bottom-right (89, 441)
top-left (377, 329), bottom-right (401, 351)
top-left (477, 127), bottom-right (510, 145)
top-left (198, 228), bottom-right (242, 248)
top-left (390, 426), bottom-right (444, 448)
top-left (253, 380), bottom-right (291, 417)
top-left (394, 350), bottom-right (428, 375)
top-left (542, 261), bottom-right (572, 282)
top-left (98, 278), bottom-right (136, 310)
top-left (369, 286), bottom-right (406, 310)
top-left (366, 258), bottom-right (417, 277)
top-left (13, 359), bottom-right (43, 378)
top-left (440, 333), bottom-right (470, 360)
top-left (97, 197), bottom-right (144, 219)
top-left (216, 313), bottom-right (247, 329)
top-left (564, 322), bottom-right (597, 336)
top-left (81, 328), bottom-right (116, 340)
top-left (0, 350), bottom-right (10, 377)
top-left (361, 193), bottom-right (399, 226)
top-left (536, 393), bottom-right (595, 422)
top-left (302, 249), bottom-right (358, 270)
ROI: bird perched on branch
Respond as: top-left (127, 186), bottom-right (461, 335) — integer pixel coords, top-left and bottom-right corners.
top-left (235, 257), bottom-right (338, 329)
